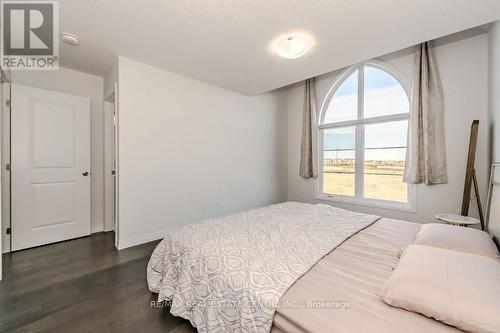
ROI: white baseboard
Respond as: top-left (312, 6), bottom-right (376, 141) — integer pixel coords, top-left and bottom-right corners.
top-left (116, 229), bottom-right (171, 250)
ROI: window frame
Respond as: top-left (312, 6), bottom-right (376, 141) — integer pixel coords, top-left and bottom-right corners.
top-left (315, 60), bottom-right (416, 212)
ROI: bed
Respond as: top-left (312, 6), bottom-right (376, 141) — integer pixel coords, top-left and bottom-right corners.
top-left (147, 202), bottom-right (474, 332)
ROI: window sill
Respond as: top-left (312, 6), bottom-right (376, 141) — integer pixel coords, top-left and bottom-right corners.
top-left (315, 193), bottom-right (417, 213)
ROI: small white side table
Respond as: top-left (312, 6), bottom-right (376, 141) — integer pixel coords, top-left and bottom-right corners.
top-left (435, 214), bottom-right (480, 227)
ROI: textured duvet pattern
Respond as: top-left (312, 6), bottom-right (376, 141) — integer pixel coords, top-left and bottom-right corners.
top-left (147, 202), bottom-right (380, 333)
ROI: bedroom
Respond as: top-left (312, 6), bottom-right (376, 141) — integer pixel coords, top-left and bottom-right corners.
top-left (1, 1), bottom-right (500, 332)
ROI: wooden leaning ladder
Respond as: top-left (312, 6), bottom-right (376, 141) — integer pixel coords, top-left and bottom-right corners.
top-left (461, 120), bottom-right (485, 230)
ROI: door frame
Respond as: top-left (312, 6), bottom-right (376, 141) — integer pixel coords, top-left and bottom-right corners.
top-left (1, 80), bottom-right (11, 254)
top-left (0, 68), bottom-right (9, 280)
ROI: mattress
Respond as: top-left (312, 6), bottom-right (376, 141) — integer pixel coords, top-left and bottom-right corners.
top-left (271, 218), bottom-right (461, 333)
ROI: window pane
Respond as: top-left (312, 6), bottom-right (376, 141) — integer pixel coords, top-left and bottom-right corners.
top-left (323, 126), bottom-right (355, 151)
top-left (364, 149), bottom-right (407, 202)
top-left (364, 66), bottom-right (409, 118)
top-left (364, 120), bottom-right (407, 202)
top-left (323, 70), bottom-right (358, 124)
top-left (365, 121), bottom-right (407, 149)
top-left (323, 127), bottom-right (355, 196)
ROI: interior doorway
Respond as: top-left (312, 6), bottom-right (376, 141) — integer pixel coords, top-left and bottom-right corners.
top-left (1, 80), bottom-right (118, 253)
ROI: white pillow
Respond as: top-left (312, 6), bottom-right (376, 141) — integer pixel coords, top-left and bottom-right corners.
top-left (380, 245), bottom-right (500, 333)
top-left (414, 223), bottom-right (499, 259)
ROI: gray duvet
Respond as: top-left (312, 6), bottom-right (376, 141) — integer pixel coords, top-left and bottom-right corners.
top-left (147, 202), bottom-right (379, 333)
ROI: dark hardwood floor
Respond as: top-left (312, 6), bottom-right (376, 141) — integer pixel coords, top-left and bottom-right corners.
top-left (0, 232), bottom-right (197, 333)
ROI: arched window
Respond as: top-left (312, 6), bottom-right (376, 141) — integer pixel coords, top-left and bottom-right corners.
top-left (318, 61), bottom-right (414, 209)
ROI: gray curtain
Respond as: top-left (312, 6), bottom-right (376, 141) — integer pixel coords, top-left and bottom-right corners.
top-left (403, 41), bottom-right (448, 184)
top-left (299, 78), bottom-right (318, 178)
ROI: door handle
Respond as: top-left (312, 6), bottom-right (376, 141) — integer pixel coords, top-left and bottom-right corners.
top-left (82, 171), bottom-right (89, 176)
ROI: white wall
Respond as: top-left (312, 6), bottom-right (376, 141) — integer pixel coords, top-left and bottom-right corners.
top-left (9, 67), bottom-right (105, 237)
top-left (116, 57), bottom-right (286, 248)
top-left (284, 31), bottom-right (489, 224)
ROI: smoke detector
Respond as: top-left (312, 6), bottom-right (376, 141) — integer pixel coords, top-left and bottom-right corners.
top-left (61, 33), bottom-right (79, 46)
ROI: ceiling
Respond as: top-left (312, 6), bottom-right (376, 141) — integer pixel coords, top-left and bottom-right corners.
top-left (59, 0), bottom-right (500, 95)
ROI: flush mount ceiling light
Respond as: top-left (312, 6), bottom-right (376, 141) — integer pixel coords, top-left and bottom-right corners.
top-left (61, 33), bottom-right (79, 46)
top-left (272, 33), bottom-right (314, 59)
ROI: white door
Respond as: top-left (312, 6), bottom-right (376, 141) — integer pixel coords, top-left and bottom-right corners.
top-left (103, 101), bottom-right (115, 232)
top-left (11, 84), bottom-right (91, 251)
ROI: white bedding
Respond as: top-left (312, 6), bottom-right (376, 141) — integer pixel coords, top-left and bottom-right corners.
top-left (147, 202), bottom-right (380, 333)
